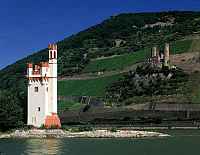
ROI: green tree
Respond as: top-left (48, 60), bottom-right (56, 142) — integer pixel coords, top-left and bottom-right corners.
top-left (0, 90), bottom-right (24, 131)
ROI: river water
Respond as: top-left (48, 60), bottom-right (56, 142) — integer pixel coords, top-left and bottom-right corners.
top-left (0, 130), bottom-right (200, 155)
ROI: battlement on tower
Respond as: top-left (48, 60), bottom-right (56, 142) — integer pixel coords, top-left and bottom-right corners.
top-left (27, 62), bottom-right (49, 78)
top-left (41, 62), bottom-right (49, 67)
top-left (27, 63), bottom-right (33, 68)
top-left (48, 43), bottom-right (57, 50)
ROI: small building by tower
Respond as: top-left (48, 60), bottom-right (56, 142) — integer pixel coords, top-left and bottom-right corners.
top-left (27, 44), bottom-right (61, 128)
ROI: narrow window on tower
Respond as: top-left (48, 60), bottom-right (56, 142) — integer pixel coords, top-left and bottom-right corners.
top-left (50, 51), bottom-right (53, 59)
top-left (38, 107), bottom-right (40, 112)
top-left (34, 87), bottom-right (38, 92)
top-left (54, 51), bottom-right (56, 59)
top-left (46, 87), bottom-right (48, 92)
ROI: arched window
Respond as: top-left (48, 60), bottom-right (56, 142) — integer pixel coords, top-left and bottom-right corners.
top-left (34, 87), bottom-right (38, 92)
top-left (51, 51), bottom-right (53, 59)
top-left (54, 51), bottom-right (57, 59)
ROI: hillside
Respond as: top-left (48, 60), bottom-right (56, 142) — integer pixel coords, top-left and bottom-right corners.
top-left (57, 39), bottom-right (194, 98)
top-left (1, 11), bottom-right (200, 129)
top-left (1, 11), bottom-right (200, 91)
top-left (58, 74), bottom-right (122, 97)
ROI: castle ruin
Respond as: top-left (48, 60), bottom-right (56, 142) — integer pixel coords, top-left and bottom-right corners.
top-left (149, 43), bottom-right (170, 67)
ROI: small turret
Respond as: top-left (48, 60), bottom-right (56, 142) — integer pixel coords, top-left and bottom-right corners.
top-left (27, 63), bottom-right (33, 77)
top-left (40, 62), bottom-right (49, 77)
top-left (48, 44), bottom-right (57, 50)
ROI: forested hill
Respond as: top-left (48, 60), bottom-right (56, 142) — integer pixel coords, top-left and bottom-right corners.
top-left (1, 11), bottom-right (200, 130)
top-left (1, 11), bottom-right (200, 90)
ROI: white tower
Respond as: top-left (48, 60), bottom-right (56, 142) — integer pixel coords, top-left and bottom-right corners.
top-left (48, 44), bottom-right (58, 114)
top-left (27, 44), bottom-right (61, 128)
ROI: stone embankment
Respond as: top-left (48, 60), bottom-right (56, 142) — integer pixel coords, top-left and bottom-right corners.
top-left (0, 129), bottom-right (169, 139)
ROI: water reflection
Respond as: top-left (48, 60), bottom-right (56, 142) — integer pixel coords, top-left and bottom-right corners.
top-left (23, 139), bottom-right (63, 155)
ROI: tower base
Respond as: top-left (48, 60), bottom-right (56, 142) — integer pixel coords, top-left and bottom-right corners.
top-left (44, 113), bottom-right (61, 128)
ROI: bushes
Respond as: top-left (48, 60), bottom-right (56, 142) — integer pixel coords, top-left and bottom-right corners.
top-left (22, 125), bottom-right (35, 131)
top-left (70, 126), bottom-right (94, 132)
top-left (0, 90), bottom-right (24, 131)
top-left (106, 64), bottom-right (189, 102)
top-left (110, 127), bottom-right (117, 132)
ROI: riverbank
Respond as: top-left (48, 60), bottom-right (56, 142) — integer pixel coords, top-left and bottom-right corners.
top-left (1, 130), bottom-right (200, 155)
top-left (0, 129), bottom-right (169, 139)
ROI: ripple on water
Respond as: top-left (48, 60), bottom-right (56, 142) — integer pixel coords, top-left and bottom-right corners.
top-left (23, 139), bottom-right (64, 155)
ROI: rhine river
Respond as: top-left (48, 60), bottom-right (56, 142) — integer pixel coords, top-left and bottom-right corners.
top-left (0, 130), bottom-right (200, 155)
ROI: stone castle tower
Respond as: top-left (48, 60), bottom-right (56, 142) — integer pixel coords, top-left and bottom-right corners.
top-left (150, 43), bottom-right (170, 67)
top-left (27, 44), bottom-right (61, 128)
top-left (164, 43), bottom-right (170, 66)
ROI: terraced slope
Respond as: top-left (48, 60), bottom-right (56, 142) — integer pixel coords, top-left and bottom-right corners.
top-left (83, 48), bottom-right (150, 73)
top-left (58, 74), bottom-right (122, 97)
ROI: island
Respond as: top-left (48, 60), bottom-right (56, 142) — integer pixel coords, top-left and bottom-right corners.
top-left (0, 129), bottom-right (169, 139)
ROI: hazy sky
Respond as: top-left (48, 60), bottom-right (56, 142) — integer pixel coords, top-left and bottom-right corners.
top-left (0, 0), bottom-right (200, 69)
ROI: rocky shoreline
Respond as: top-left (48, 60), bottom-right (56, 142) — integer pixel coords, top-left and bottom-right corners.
top-left (0, 129), bottom-right (169, 139)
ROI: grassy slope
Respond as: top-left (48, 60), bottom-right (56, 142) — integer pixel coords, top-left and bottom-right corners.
top-left (58, 101), bottom-right (82, 113)
top-left (83, 48), bottom-right (150, 73)
top-left (58, 74), bottom-right (122, 97)
top-left (171, 40), bottom-right (193, 54)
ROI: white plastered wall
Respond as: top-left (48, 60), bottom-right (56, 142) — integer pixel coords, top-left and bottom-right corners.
top-left (27, 80), bottom-right (48, 127)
